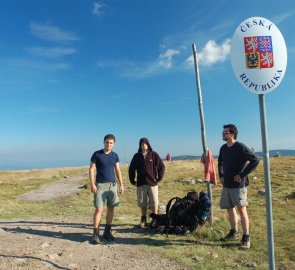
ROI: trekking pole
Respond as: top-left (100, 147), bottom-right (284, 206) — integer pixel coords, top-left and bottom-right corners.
top-left (192, 43), bottom-right (213, 225)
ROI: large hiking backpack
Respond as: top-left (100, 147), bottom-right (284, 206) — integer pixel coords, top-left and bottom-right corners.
top-left (151, 191), bottom-right (211, 235)
top-left (166, 191), bottom-right (199, 228)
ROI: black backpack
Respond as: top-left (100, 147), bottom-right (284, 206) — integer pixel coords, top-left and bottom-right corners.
top-left (150, 191), bottom-right (211, 235)
top-left (166, 191), bottom-right (199, 228)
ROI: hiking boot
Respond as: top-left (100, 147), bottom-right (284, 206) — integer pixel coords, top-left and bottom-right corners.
top-left (92, 228), bottom-right (100, 244)
top-left (103, 225), bottom-right (115, 241)
top-left (221, 229), bottom-right (239, 242)
top-left (103, 230), bottom-right (115, 241)
top-left (139, 216), bottom-right (147, 228)
top-left (240, 234), bottom-right (250, 249)
top-left (150, 218), bottom-right (158, 229)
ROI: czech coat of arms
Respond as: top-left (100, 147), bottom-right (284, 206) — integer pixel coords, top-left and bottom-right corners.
top-left (244, 36), bottom-right (274, 69)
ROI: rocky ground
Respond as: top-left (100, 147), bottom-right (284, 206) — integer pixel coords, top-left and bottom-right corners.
top-left (0, 218), bottom-right (188, 270)
top-left (0, 173), bottom-right (187, 270)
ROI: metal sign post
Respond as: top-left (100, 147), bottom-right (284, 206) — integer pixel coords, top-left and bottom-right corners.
top-left (231, 17), bottom-right (287, 270)
top-left (192, 43), bottom-right (213, 225)
top-left (259, 93), bottom-right (275, 268)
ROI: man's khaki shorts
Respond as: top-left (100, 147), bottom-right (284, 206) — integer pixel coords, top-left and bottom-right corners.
top-left (220, 187), bottom-right (248, 209)
top-left (136, 185), bottom-right (158, 208)
top-left (94, 182), bottom-right (119, 209)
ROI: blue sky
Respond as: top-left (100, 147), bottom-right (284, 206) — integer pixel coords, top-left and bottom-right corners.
top-left (0, 0), bottom-right (294, 170)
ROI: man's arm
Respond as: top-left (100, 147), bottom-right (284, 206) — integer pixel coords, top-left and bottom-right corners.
top-left (239, 147), bottom-right (260, 178)
top-left (115, 162), bottom-right (124, 194)
top-left (234, 145), bottom-right (259, 183)
top-left (218, 149), bottom-right (224, 185)
top-left (128, 155), bottom-right (137, 185)
top-left (89, 162), bottom-right (97, 193)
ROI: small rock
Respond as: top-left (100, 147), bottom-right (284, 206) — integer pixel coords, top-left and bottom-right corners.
top-left (244, 262), bottom-right (257, 268)
top-left (64, 175), bottom-right (69, 179)
top-left (48, 254), bottom-right (59, 260)
top-left (258, 189), bottom-right (265, 196)
top-left (211, 252), bottom-right (218, 259)
top-left (41, 242), bottom-right (50, 248)
top-left (68, 263), bottom-right (78, 269)
top-left (191, 255), bottom-right (204, 262)
top-left (252, 176), bottom-right (257, 180)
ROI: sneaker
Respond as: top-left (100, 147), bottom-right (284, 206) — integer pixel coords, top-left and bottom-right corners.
top-left (221, 229), bottom-right (240, 242)
top-left (139, 216), bottom-right (147, 228)
top-left (240, 234), bottom-right (250, 249)
top-left (92, 228), bottom-right (100, 244)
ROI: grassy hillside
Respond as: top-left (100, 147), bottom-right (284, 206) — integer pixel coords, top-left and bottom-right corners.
top-left (0, 158), bottom-right (294, 269)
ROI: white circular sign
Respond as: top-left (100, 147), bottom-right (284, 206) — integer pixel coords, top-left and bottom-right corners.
top-left (231, 17), bottom-right (287, 94)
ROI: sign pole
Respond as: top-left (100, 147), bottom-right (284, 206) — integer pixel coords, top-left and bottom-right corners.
top-left (258, 94), bottom-right (275, 270)
top-left (192, 43), bottom-right (213, 225)
top-left (231, 17), bottom-right (287, 268)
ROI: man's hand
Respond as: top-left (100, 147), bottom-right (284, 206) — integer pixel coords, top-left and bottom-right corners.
top-left (233, 175), bottom-right (242, 183)
top-left (119, 184), bottom-right (125, 194)
top-left (91, 183), bottom-right (97, 193)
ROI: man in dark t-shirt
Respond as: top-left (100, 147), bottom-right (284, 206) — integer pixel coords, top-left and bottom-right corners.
top-left (218, 124), bottom-right (259, 249)
top-left (89, 134), bottom-right (124, 243)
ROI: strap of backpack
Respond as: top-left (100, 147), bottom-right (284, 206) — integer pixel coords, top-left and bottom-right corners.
top-left (166, 197), bottom-right (180, 214)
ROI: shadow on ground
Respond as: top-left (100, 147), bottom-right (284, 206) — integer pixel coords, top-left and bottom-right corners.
top-left (1, 220), bottom-right (186, 247)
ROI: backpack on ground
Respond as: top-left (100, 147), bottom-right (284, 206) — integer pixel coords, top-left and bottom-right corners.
top-left (150, 191), bottom-right (211, 235)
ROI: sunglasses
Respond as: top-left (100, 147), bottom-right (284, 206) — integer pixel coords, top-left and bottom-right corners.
top-left (222, 131), bottom-right (232, 135)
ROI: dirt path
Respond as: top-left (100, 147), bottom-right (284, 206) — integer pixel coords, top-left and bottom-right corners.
top-left (1, 173), bottom-right (188, 270)
top-left (18, 174), bottom-right (86, 202)
top-left (0, 218), bottom-right (187, 270)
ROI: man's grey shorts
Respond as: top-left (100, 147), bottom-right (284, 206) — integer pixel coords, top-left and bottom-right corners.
top-left (136, 185), bottom-right (158, 208)
top-left (94, 182), bottom-right (119, 209)
top-left (220, 187), bottom-right (248, 209)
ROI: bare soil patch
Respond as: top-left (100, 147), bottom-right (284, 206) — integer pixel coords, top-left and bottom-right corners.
top-left (1, 172), bottom-right (187, 270)
top-left (0, 218), bottom-right (187, 270)
top-left (17, 174), bottom-right (86, 202)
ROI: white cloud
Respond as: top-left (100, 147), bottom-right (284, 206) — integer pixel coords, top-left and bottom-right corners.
top-left (273, 11), bottom-right (294, 25)
top-left (186, 39), bottom-right (231, 67)
top-left (30, 21), bottom-right (79, 42)
top-left (93, 2), bottom-right (104, 16)
top-left (159, 49), bottom-right (180, 68)
top-left (25, 46), bottom-right (76, 58)
top-left (97, 48), bottom-right (181, 78)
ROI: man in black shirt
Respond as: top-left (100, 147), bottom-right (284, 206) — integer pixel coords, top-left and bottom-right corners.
top-left (218, 124), bottom-right (259, 249)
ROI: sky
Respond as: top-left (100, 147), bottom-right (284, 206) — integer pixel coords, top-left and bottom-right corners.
top-left (0, 0), bottom-right (294, 170)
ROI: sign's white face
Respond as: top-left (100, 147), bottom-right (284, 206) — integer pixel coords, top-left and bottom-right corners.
top-left (231, 17), bottom-right (287, 94)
